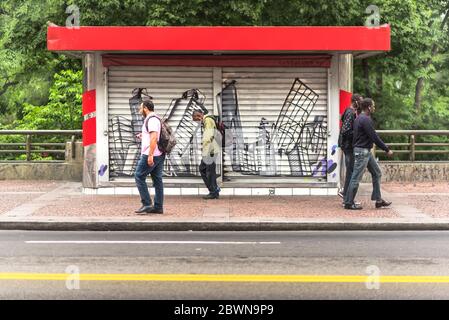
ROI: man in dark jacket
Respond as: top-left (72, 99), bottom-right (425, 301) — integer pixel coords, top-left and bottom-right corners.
top-left (338, 93), bottom-right (363, 201)
top-left (344, 98), bottom-right (394, 210)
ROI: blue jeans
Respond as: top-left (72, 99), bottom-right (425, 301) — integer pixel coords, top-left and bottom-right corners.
top-left (135, 154), bottom-right (165, 209)
top-left (344, 147), bottom-right (382, 205)
top-left (342, 148), bottom-right (354, 197)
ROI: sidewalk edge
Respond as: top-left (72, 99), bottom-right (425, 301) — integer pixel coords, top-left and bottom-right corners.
top-left (1, 221), bottom-right (449, 231)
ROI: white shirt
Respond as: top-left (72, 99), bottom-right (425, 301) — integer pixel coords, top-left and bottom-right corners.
top-left (141, 113), bottom-right (162, 156)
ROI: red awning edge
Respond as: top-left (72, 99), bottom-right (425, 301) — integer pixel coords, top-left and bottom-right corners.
top-left (47, 26), bottom-right (391, 52)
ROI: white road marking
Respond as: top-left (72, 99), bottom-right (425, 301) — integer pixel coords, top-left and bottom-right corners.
top-left (25, 241), bottom-right (281, 245)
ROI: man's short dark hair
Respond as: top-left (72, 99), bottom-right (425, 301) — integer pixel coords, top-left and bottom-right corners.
top-left (360, 98), bottom-right (374, 111)
top-left (142, 100), bottom-right (154, 111)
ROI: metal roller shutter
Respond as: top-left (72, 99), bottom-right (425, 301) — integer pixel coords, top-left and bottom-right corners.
top-left (107, 66), bottom-right (214, 181)
top-left (221, 67), bottom-right (328, 182)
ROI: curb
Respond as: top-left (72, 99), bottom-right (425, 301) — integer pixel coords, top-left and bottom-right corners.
top-left (2, 221), bottom-right (449, 231)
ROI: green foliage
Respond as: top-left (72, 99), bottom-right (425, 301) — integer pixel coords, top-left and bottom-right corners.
top-left (0, 70), bottom-right (82, 160)
top-left (12, 70), bottom-right (83, 130)
top-left (0, 0), bottom-right (80, 124)
top-left (144, 0), bottom-right (267, 26)
top-left (353, 0), bottom-right (449, 132)
top-left (0, 0), bottom-right (447, 163)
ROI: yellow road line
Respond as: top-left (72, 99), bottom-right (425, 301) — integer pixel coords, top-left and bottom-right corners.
top-left (1, 273), bottom-right (449, 283)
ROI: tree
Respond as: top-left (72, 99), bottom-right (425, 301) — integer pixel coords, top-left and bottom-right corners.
top-left (0, 0), bottom-right (79, 125)
top-left (0, 0), bottom-right (447, 139)
top-left (413, 2), bottom-right (449, 111)
top-left (352, 0), bottom-right (449, 131)
top-left (12, 70), bottom-right (82, 130)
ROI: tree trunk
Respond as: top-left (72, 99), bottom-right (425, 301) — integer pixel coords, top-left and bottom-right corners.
top-left (414, 9), bottom-right (449, 111)
top-left (414, 77), bottom-right (425, 112)
top-left (374, 67), bottom-right (383, 110)
top-left (376, 70), bottom-right (383, 93)
top-left (362, 59), bottom-right (371, 97)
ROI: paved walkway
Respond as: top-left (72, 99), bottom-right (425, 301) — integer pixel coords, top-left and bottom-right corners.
top-left (0, 180), bottom-right (448, 230)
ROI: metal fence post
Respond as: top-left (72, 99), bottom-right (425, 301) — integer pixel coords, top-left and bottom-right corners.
top-left (410, 134), bottom-right (415, 162)
top-left (71, 135), bottom-right (76, 159)
top-left (26, 135), bottom-right (31, 161)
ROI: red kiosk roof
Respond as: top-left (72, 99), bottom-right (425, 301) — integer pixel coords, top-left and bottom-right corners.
top-left (47, 26), bottom-right (391, 52)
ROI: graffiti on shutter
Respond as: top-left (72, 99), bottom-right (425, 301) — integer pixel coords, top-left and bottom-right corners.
top-left (219, 78), bottom-right (327, 177)
top-left (108, 77), bottom-right (328, 179)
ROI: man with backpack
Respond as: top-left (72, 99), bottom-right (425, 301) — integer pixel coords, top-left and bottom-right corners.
top-left (134, 100), bottom-right (166, 214)
top-left (192, 109), bottom-right (221, 199)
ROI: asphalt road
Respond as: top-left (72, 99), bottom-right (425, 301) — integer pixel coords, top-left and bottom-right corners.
top-left (1, 230), bottom-right (449, 299)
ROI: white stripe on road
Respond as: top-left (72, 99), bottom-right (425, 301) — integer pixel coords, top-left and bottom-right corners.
top-left (25, 241), bottom-right (281, 245)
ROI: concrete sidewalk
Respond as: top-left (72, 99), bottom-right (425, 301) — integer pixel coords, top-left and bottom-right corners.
top-left (0, 180), bottom-right (449, 231)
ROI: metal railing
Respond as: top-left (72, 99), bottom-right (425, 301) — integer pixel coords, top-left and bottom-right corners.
top-left (375, 130), bottom-right (449, 161)
top-left (0, 129), bottom-right (448, 163)
top-left (0, 130), bottom-right (82, 162)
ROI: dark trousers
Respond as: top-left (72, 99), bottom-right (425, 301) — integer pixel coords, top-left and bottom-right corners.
top-left (344, 147), bottom-right (382, 206)
top-left (199, 158), bottom-right (219, 195)
top-left (135, 154), bottom-right (165, 210)
top-left (342, 148), bottom-right (355, 197)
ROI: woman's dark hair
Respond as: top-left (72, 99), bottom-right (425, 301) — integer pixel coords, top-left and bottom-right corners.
top-left (352, 93), bottom-right (363, 113)
top-left (351, 93), bottom-right (362, 103)
top-left (360, 98), bottom-right (374, 112)
top-left (142, 100), bottom-right (154, 111)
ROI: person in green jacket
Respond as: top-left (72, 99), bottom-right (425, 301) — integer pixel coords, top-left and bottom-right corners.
top-left (192, 110), bottom-right (221, 199)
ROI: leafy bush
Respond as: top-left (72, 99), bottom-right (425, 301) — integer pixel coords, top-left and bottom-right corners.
top-left (12, 70), bottom-right (82, 130)
top-left (0, 70), bottom-right (82, 160)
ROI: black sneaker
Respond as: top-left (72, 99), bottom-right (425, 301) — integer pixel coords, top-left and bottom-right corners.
top-left (203, 193), bottom-right (219, 200)
top-left (148, 208), bottom-right (163, 214)
top-left (344, 203), bottom-right (363, 210)
top-left (342, 201), bottom-right (361, 207)
top-left (375, 199), bottom-right (392, 209)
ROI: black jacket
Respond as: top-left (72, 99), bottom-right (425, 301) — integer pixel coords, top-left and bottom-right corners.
top-left (352, 113), bottom-right (389, 152)
top-left (338, 108), bottom-right (356, 151)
